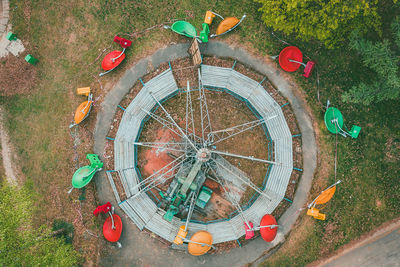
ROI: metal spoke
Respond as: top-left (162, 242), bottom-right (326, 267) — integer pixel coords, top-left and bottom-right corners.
top-left (184, 191), bottom-right (197, 231)
top-left (150, 93), bottom-right (198, 152)
top-left (142, 108), bottom-right (183, 138)
top-left (129, 154), bottom-right (185, 198)
top-left (211, 149), bottom-right (278, 165)
top-left (185, 80), bottom-right (197, 147)
top-left (208, 115), bottom-right (277, 145)
top-left (211, 158), bottom-right (271, 201)
top-left (208, 165), bottom-right (252, 229)
top-left (131, 141), bottom-right (186, 153)
top-left (198, 69), bottom-right (213, 146)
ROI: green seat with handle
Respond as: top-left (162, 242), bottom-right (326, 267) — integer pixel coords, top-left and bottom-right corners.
top-left (72, 154), bottom-right (103, 189)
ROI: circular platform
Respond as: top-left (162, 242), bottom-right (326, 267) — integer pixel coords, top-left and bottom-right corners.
top-left (112, 63), bottom-right (293, 244)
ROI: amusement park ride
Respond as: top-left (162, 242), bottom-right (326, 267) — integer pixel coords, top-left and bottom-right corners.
top-left (65, 8), bottom-right (362, 256)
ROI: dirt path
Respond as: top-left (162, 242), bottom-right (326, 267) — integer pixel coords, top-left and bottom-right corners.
top-left (0, 106), bottom-right (19, 185)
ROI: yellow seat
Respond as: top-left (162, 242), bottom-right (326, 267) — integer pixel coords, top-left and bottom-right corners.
top-left (173, 225), bottom-right (188, 245)
top-left (77, 87), bottom-right (91, 96)
top-left (314, 213), bottom-right (326, 220)
top-left (204, 11), bottom-right (215, 25)
top-left (307, 208), bottom-right (326, 220)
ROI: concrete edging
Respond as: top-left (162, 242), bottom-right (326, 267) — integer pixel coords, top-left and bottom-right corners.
top-left (94, 41), bottom-right (316, 267)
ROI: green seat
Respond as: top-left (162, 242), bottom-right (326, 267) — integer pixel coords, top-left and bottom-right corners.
top-left (324, 107), bottom-right (344, 134)
top-left (87, 154), bottom-right (103, 169)
top-left (350, 125), bottom-right (361, 139)
top-left (171, 21), bottom-right (197, 38)
top-left (195, 186), bottom-right (213, 209)
top-left (71, 154), bottom-right (103, 189)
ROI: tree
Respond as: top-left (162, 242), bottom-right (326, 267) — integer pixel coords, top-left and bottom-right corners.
top-left (0, 182), bottom-right (80, 266)
top-left (342, 17), bottom-right (400, 105)
top-left (255, 0), bottom-right (381, 47)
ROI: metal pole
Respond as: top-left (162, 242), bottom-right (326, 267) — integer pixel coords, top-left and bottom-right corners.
top-left (211, 149), bottom-right (279, 165)
top-left (150, 93), bottom-right (198, 152)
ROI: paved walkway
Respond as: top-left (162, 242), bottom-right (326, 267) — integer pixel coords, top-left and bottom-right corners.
top-left (93, 41), bottom-right (317, 267)
top-left (321, 219), bottom-right (400, 267)
top-left (0, 0), bottom-right (9, 36)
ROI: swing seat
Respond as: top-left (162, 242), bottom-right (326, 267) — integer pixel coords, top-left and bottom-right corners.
top-left (173, 225), bottom-right (188, 245)
top-left (204, 11), bottom-right (215, 25)
top-left (260, 214), bottom-right (277, 242)
top-left (103, 214), bottom-right (123, 242)
top-left (76, 87), bottom-right (90, 96)
top-left (244, 221), bottom-right (254, 240)
top-left (303, 61), bottom-right (316, 78)
top-left (74, 100), bottom-right (93, 125)
top-left (279, 46), bottom-right (303, 72)
top-left (307, 208), bottom-right (326, 220)
top-left (171, 21), bottom-right (197, 38)
top-left (350, 125), bottom-right (361, 139)
top-left (71, 154), bottom-right (103, 189)
top-left (113, 36), bottom-right (132, 48)
top-left (101, 50), bottom-right (125, 71)
top-left (216, 17), bottom-right (240, 35)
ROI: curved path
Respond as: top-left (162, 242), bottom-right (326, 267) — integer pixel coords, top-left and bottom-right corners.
top-left (94, 41), bottom-right (316, 267)
top-left (0, 0), bottom-right (9, 37)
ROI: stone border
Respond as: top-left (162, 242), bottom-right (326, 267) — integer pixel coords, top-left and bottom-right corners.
top-left (94, 41), bottom-right (316, 266)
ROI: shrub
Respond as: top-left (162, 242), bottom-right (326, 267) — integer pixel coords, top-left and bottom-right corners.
top-left (255, 0), bottom-right (382, 48)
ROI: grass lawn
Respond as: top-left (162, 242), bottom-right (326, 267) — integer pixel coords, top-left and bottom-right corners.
top-left (2, 0), bottom-right (399, 265)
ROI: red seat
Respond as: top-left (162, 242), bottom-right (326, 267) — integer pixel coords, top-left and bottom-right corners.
top-left (303, 61), bottom-right (316, 78)
top-left (113, 36), bottom-right (132, 48)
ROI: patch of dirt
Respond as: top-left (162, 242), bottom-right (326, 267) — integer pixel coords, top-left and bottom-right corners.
top-left (0, 54), bottom-right (38, 96)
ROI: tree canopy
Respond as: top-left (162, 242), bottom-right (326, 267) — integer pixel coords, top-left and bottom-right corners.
top-left (342, 16), bottom-right (400, 105)
top-left (255, 0), bottom-right (382, 47)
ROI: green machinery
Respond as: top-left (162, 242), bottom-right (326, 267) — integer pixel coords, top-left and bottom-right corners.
top-left (72, 154), bottom-right (103, 189)
top-left (160, 159), bottom-right (213, 222)
top-left (324, 107), bottom-right (361, 138)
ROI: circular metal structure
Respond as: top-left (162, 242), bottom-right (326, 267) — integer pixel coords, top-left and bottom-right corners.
top-left (113, 63), bottom-right (293, 245)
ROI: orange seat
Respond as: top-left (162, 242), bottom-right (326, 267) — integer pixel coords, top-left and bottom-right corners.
top-left (216, 17), bottom-right (240, 35)
top-left (74, 100), bottom-right (93, 125)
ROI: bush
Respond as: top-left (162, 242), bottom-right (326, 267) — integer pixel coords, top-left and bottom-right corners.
top-left (255, 0), bottom-right (382, 48)
top-left (52, 219), bottom-right (75, 244)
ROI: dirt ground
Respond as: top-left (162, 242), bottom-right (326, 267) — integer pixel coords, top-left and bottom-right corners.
top-left (103, 55), bottom-right (303, 252)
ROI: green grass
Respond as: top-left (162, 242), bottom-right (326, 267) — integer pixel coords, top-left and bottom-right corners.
top-left (3, 0), bottom-right (400, 265)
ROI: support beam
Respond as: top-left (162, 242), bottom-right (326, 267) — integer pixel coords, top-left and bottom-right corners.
top-left (209, 115), bottom-right (277, 145)
top-left (198, 69), bottom-right (213, 146)
top-left (211, 159), bottom-right (271, 201)
top-left (211, 149), bottom-right (278, 165)
top-left (150, 93), bottom-right (198, 152)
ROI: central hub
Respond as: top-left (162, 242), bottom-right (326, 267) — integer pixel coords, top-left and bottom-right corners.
top-left (197, 148), bottom-right (211, 162)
